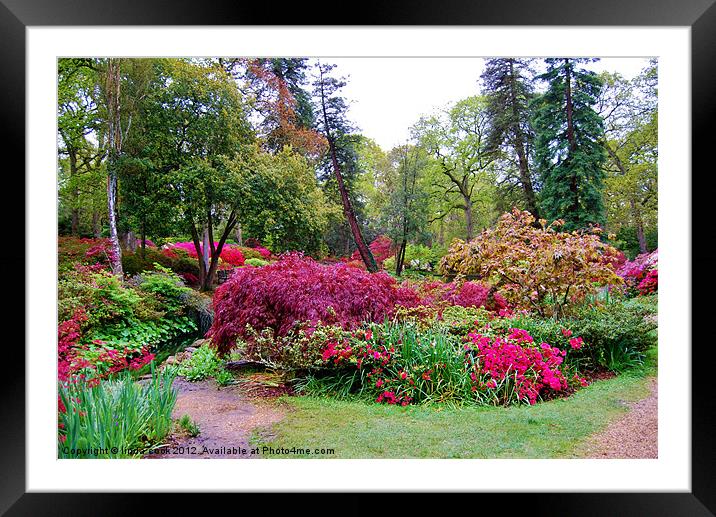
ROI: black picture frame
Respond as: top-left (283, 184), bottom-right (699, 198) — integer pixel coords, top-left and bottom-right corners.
top-left (3, 0), bottom-right (709, 514)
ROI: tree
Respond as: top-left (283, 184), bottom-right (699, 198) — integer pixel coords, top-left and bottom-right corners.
top-left (233, 147), bottom-right (335, 255)
top-left (242, 58), bottom-right (326, 158)
top-left (100, 58), bottom-right (125, 276)
top-left (532, 58), bottom-right (607, 231)
top-left (414, 96), bottom-right (498, 241)
top-left (481, 58), bottom-right (540, 219)
top-left (381, 145), bottom-right (430, 275)
top-left (596, 62), bottom-right (658, 255)
top-left (57, 59), bottom-right (105, 236)
top-left (124, 58), bottom-right (254, 290)
top-left (312, 62), bottom-right (378, 271)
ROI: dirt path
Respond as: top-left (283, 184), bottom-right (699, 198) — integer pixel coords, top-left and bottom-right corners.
top-left (147, 377), bottom-right (287, 459)
top-left (582, 377), bottom-right (658, 459)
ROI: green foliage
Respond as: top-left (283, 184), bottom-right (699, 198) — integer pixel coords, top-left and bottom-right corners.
top-left (58, 365), bottom-right (177, 458)
top-left (243, 323), bottom-right (349, 371)
top-left (532, 58), bottom-right (607, 230)
top-left (175, 345), bottom-right (228, 382)
top-left (133, 265), bottom-right (192, 312)
top-left (245, 258), bottom-right (269, 267)
top-left (413, 96), bottom-right (500, 241)
top-left (214, 369), bottom-right (235, 387)
top-left (240, 247), bottom-right (263, 260)
top-left (599, 63), bottom-right (658, 253)
top-left (178, 414), bottom-right (201, 437)
top-left (87, 315), bottom-right (197, 354)
top-left (235, 147), bottom-right (333, 255)
top-left (492, 299), bottom-right (657, 372)
top-left (384, 243), bottom-right (442, 273)
top-left (121, 247), bottom-right (176, 276)
top-left (438, 305), bottom-right (493, 336)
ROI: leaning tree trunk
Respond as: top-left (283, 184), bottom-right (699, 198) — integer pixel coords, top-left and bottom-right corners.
top-left (317, 68), bottom-right (377, 273)
top-left (105, 58), bottom-right (124, 277)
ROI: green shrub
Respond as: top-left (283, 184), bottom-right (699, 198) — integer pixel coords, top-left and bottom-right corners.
top-left (491, 300), bottom-right (657, 372)
top-left (214, 369), bottom-right (234, 386)
top-left (240, 247), bottom-right (263, 261)
top-left (437, 305), bottom-right (493, 335)
top-left (88, 272), bottom-right (141, 326)
top-left (245, 257), bottom-right (269, 267)
top-left (133, 265), bottom-right (192, 312)
top-left (122, 247), bottom-right (200, 278)
top-left (567, 302), bottom-right (657, 372)
top-left (58, 365), bottom-right (177, 458)
top-left (121, 248), bottom-right (175, 276)
top-left (176, 345), bottom-right (228, 382)
top-left (242, 322), bottom-right (349, 371)
top-left (87, 315), bottom-right (198, 354)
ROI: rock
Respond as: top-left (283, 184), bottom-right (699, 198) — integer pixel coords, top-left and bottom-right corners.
top-left (190, 338), bottom-right (208, 348)
top-left (165, 356), bottom-right (175, 365)
top-left (185, 347), bottom-right (197, 353)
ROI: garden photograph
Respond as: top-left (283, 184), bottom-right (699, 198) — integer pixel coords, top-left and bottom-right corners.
top-left (56, 55), bottom-right (659, 461)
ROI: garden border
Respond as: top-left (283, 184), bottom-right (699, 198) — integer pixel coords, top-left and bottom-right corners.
top-left (6, 0), bottom-right (709, 514)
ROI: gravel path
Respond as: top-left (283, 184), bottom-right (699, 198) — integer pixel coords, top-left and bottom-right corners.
top-left (583, 377), bottom-right (658, 459)
top-left (146, 377), bottom-right (286, 459)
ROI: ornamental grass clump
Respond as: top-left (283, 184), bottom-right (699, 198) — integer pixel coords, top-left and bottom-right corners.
top-left (58, 364), bottom-right (177, 458)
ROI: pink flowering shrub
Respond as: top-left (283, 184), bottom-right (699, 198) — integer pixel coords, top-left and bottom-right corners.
top-left (637, 269), bottom-right (658, 295)
top-left (59, 237), bottom-right (115, 272)
top-left (617, 249), bottom-right (658, 296)
top-left (219, 246), bottom-right (245, 267)
top-left (408, 280), bottom-right (507, 313)
top-left (255, 246), bottom-right (272, 259)
top-left (350, 235), bottom-right (395, 267)
top-left (209, 253), bottom-right (413, 355)
top-left (464, 330), bottom-right (568, 405)
top-left (168, 241), bottom-right (246, 266)
top-left (313, 323), bottom-right (582, 406)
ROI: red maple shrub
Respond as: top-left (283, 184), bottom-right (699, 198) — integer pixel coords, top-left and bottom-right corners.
top-left (209, 253), bottom-right (414, 355)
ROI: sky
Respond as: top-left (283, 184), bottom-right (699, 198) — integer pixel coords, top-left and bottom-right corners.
top-left (327, 57), bottom-right (652, 151)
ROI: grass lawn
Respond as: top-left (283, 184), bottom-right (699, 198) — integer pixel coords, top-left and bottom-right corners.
top-left (250, 346), bottom-right (657, 459)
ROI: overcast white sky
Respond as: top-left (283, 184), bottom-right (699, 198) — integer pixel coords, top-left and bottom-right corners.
top-left (327, 57), bottom-right (652, 151)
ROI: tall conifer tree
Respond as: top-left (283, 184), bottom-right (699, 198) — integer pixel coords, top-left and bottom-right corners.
top-left (532, 58), bottom-right (606, 230)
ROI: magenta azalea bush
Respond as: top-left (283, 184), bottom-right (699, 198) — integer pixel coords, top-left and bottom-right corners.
top-left (617, 249), bottom-right (658, 295)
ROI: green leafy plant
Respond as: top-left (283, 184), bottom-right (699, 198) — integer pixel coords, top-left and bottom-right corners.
top-left (175, 344), bottom-right (228, 382)
top-left (214, 368), bottom-right (234, 386)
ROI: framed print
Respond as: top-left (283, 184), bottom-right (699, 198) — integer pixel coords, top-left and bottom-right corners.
top-left (3, 0), bottom-right (711, 514)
